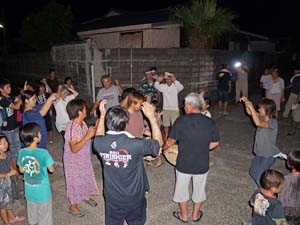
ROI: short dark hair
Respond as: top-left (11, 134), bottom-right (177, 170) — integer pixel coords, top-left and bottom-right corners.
top-left (21, 90), bottom-right (35, 104)
top-left (221, 64), bottom-right (228, 69)
top-left (287, 150), bottom-right (300, 172)
top-left (259, 98), bottom-right (277, 118)
top-left (204, 97), bottom-right (211, 108)
top-left (122, 88), bottom-right (136, 100)
top-left (0, 78), bottom-right (10, 90)
top-left (66, 99), bottom-right (86, 120)
top-left (150, 66), bottom-right (157, 71)
top-left (105, 107), bottom-right (129, 132)
top-left (64, 77), bottom-right (72, 84)
top-left (127, 91), bottom-right (144, 108)
top-left (49, 69), bottom-right (55, 74)
top-left (101, 75), bottom-right (111, 82)
top-left (0, 133), bottom-right (9, 151)
top-left (260, 169), bottom-right (284, 190)
top-left (20, 123), bottom-right (41, 147)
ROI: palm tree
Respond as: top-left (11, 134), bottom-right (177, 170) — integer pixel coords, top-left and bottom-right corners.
top-left (171, 0), bottom-right (236, 48)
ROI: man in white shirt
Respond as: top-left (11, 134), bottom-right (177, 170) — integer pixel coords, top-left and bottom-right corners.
top-left (154, 72), bottom-right (184, 139)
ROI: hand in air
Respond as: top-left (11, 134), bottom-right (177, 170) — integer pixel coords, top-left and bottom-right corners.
top-left (141, 102), bottom-right (155, 119)
top-left (99, 100), bottom-right (107, 117)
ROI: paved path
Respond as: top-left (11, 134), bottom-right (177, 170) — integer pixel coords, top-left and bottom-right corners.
top-left (14, 94), bottom-right (298, 225)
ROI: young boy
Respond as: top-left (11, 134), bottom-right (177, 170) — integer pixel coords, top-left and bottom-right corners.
top-left (201, 97), bottom-right (212, 118)
top-left (18, 122), bottom-right (55, 225)
top-left (0, 78), bottom-right (23, 170)
top-left (250, 169), bottom-right (286, 225)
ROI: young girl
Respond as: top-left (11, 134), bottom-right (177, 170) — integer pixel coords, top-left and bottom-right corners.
top-left (64, 99), bottom-right (99, 217)
top-left (0, 134), bottom-right (25, 225)
top-left (240, 97), bottom-right (280, 187)
top-left (278, 150), bottom-right (300, 225)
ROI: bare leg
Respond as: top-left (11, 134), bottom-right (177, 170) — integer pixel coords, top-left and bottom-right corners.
top-left (178, 202), bottom-right (189, 221)
top-left (48, 131), bottom-right (53, 143)
top-left (192, 202), bottom-right (202, 220)
top-left (0, 209), bottom-right (10, 225)
top-left (7, 209), bottom-right (15, 221)
top-left (218, 101), bottom-right (222, 111)
top-left (224, 101), bottom-right (228, 112)
top-left (11, 159), bottom-right (17, 171)
top-left (164, 126), bottom-right (169, 140)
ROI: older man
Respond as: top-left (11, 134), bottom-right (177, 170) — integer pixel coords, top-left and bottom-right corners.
top-left (165, 93), bottom-right (220, 223)
top-left (90, 75), bottom-right (123, 116)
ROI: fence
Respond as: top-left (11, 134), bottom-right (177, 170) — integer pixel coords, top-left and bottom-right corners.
top-left (3, 39), bottom-right (275, 104)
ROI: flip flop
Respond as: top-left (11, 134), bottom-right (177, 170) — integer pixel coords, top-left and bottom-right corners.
top-left (193, 210), bottom-right (204, 222)
top-left (84, 198), bottom-right (98, 207)
top-left (9, 215), bottom-right (25, 224)
top-left (69, 211), bottom-right (85, 217)
top-left (173, 211), bottom-right (188, 223)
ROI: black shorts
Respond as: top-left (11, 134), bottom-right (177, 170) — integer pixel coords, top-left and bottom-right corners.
top-left (44, 113), bottom-right (53, 132)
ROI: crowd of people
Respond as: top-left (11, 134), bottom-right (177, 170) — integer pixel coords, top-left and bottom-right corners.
top-left (0, 64), bottom-right (299, 225)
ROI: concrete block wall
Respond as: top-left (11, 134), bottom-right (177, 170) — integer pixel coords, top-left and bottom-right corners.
top-left (101, 48), bottom-right (242, 101)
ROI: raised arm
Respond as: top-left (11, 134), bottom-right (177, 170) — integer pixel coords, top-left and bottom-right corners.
top-left (39, 93), bottom-right (58, 116)
top-left (114, 80), bottom-right (123, 96)
top-left (141, 102), bottom-right (163, 147)
top-left (95, 100), bottom-right (107, 136)
top-left (68, 85), bottom-right (79, 98)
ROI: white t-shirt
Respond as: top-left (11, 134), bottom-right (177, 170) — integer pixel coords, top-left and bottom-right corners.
top-left (260, 74), bottom-right (272, 89)
top-left (201, 110), bottom-right (212, 118)
top-left (154, 80), bottom-right (184, 110)
top-left (53, 94), bottom-right (75, 132)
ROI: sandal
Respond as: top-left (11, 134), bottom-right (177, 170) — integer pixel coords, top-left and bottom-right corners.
top-left (9, 215), bottom-right (25, 224)
top-left (173, 211), bottom-right (188, 223)
top-left (84, 198), bottom-right (97, 207)
top-left (193, 210), bottom-right (203, 222)
top-left (69, 211), bottom-right (85, 217)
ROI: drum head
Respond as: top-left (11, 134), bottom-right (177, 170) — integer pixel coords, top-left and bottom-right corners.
top-left (163, 145), bottom-right (178, 166)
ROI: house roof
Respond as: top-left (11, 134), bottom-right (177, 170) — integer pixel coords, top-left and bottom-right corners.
top-left (77, 9), bottom-right (177, 32)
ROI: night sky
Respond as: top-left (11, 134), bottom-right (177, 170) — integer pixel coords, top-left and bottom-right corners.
top-left (1, 0), bottom-right (299, 40)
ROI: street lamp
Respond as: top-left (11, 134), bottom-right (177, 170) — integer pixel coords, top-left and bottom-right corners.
top-left (0, 23), bottom-right (6, 55)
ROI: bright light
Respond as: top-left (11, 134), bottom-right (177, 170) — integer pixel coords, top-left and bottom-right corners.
top-left (234, 62), bottom-right (241, 68)
top-left (0, 24), bottom-right (3, 29)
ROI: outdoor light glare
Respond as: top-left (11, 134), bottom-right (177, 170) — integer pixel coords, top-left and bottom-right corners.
top-left (234, 61), bottom-right (241, 68)
top-left (0, 24), bottom-right (3, 29)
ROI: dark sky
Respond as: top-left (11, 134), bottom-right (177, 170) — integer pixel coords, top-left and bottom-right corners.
top-left (1, 0), bottom-right (299, 39)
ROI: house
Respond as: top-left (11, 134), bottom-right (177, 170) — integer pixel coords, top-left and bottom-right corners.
top-left (228, 30), bottom-right (276, 53)
top-left (77, 9), bottom-right (180, 49)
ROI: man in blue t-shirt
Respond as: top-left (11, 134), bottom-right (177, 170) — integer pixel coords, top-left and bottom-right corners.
top-left (216, 64), bottom-right (232, 115)
top-left (93, 101), bottom-right (162, 225)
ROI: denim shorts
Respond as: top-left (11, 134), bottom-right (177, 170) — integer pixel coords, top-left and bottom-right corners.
top-left (218, 90), bottom-right (229, 101)
top-left (3, 127), bottom-right (21, 159)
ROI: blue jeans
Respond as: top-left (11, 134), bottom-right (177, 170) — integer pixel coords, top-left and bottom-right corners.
top-left (249, 155), bottom-right (276, 187)
top-left (105, 197), bottom-right (147, 225)
top-left (3, 127), bottom-right (21, 159)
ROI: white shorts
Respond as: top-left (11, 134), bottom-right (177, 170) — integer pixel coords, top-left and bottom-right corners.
top-left (27, 201), bottom-right (52, 225)
top-left (173, 170), bottom-right (208, 203)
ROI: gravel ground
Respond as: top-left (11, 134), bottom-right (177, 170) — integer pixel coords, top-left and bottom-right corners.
top-left (13, 94), bottom-right (298, 225)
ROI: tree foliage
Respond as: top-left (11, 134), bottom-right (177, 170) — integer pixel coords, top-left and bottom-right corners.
top-left (171, 0), bottom-right (236, 48)
top-left (21, 0), bottom-right (74, 51)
